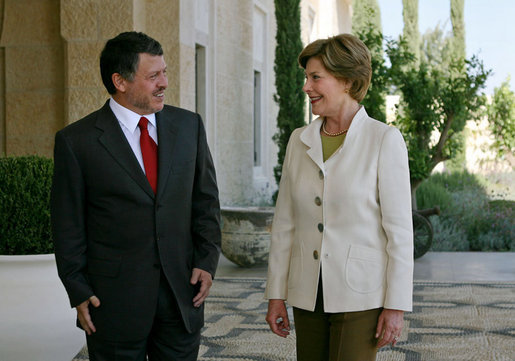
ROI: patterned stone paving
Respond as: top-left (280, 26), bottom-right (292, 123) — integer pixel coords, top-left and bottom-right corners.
top-left (74, 279), bottom-right (515, 361)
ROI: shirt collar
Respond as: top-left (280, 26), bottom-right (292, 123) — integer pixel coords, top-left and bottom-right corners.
top-left (109, 98), bottom-right (157, 133)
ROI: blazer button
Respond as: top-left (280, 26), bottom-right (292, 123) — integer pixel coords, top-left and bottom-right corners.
top-left (315, 196), bottom-right (322, 206)
top-left (317, 223), bottom-right (324, 232)
top-left (319, 170), bottom-right (324, 179)
top-left (313, 250), bottom-right (319, 260)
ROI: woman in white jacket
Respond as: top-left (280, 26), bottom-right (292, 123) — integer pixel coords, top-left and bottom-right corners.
top-left (264, 34), bottom-right (413, 361)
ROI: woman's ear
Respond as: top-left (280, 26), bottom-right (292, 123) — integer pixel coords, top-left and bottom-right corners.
top-left (112, 73), bottom-right (126, 93)
top-left (343, 80), bottom-right (352, 94)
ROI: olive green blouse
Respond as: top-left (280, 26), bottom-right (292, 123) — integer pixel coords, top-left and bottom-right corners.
top-left (321, 133), bottom-right (346, 162)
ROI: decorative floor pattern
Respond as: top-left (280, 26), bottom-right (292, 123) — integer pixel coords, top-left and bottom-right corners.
top-left (74, 279), bottom-right (515, 361)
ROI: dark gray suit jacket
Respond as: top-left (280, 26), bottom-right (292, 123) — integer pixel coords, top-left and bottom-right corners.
top-left (51, 101), bottom-right (221, 342)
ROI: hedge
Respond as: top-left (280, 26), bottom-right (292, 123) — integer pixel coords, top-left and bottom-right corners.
top-left (0, 156), bottom-right (54, 255)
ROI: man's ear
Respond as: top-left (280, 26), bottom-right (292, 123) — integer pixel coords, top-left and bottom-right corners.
top-left (112, 73), bottom-right (126, 93)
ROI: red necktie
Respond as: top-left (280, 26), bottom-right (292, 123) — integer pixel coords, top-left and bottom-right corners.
top-left (138, 117), bottom-right (158, 193)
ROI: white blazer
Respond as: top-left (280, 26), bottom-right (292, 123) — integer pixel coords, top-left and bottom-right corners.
top-left (265, 107), bottom-right (413, 312)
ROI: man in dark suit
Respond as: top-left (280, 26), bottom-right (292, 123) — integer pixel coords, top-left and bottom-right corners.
top-left (51, 31), bottom-right (221, 361)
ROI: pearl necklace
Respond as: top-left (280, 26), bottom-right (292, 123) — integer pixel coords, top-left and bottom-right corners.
top-left (322, 120), bottom-right (349, 137)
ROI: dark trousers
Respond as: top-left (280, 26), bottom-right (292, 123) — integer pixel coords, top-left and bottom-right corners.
top-left (86, 273), bottom-right (201, 361)
top-left (293, 278), bottom-right (381, 361)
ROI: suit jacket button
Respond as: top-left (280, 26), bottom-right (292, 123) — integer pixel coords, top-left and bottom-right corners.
top-left (317, 223), bottom-right (324, 232)
top-left (313, 250), bottom-right (319, 260)
top-left (315, 196), bottom-right (322, 206)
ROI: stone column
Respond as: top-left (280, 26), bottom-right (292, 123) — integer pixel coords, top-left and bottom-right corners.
top-left (215, 0), bottom-right (254, 205)
top-left (60, 0), bottom-right (182, 124)
top-left (0, 0), bottom-right (64, 156)
top-left (145, 0), bottom-right (182, 108)
top-left (60, 0), bottom-right (132, 125)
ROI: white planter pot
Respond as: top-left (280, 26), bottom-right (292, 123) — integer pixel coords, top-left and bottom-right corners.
top-left (221, 206), bottom-right (274, 267)
top-left (0, 254), bottom-right (85, 361)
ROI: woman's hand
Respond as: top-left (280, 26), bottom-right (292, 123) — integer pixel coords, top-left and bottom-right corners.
top-left (265, 299), bottom-right (291, 338)
top-left (375, 308), bottom-right (404, 348)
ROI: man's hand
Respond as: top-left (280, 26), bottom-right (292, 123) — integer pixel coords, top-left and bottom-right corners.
top-left (375, 308), bottom-right (404, 348)
top-left (265, 299), bottom-right (290, 338)
top-left (190, 268), bottom-right (213, 307)
top-left (76, 295), bottom-right (101, 336)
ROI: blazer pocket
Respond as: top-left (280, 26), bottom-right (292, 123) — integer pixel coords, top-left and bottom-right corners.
top-left (345, 245), bottom-right (386, 294)
top-left (87, 257), bottom-right (121, 278)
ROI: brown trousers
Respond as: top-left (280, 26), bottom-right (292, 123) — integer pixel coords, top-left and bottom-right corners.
top-left (293, 279), bottom-right (381, 361)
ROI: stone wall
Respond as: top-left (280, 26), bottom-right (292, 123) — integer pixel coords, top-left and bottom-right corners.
top-left (0, 0), bottom-right (64, 156)
top-left (0, 0), bottom-right (184, 157)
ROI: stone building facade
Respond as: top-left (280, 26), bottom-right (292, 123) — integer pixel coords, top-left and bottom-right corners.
top-left (0, 0), bottom-right (352, 206)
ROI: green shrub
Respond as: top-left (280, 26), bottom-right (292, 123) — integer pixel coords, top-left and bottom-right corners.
top-left (430, 216), bottom-right (469, 251)
top-left (466, 199), bottom-right (514, 251)
top-left (488, 199), bottom-right (515, 212)
top-left (0, 156), bottom-right (54, 255)
top-left (416, 179), bottom-right (453, 212)
top-left (422, 171), bottom-right (514, 252)
top-left (425, 169), bottom-right (486, 193)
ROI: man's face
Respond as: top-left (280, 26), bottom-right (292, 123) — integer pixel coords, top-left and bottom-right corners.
top-left (119, 53), bottom-right (168, 115)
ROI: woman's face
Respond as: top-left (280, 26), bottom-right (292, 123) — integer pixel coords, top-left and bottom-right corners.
top-left (302, 57), bottom-right (349, 118)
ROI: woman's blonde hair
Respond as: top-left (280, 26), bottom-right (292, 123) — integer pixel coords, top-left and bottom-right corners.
top-left (298, 33), bottom-right (372, 102)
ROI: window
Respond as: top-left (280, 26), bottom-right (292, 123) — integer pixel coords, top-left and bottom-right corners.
top-left (253, 6), bottom-right (266, 171)
top-left (253, 70), bottom-right (262, 166)
top-left (195, 44), bottom-right (207, 123)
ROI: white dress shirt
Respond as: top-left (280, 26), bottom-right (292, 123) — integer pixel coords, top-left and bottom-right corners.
top-left (109, 98), bottom-right (158, 174)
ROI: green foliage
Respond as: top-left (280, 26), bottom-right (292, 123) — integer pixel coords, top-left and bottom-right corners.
top-left (445, 128), bottom-right (467, 172)
top-left (418, 171), bottom-right (514, 252)
top-left (453, 191), bottom-right (514, 251)
top-left (415, 180), bottom-right (453, 212)
top-left (450, 0), bottom-right (465, 60)
top-left (430, 216), bottom-right (469, 251)
top-left (0, 156), bottom-right (54, 255)
top-left (419, 25), bottom-right (456, 80)
top-left (489, 199), bottom-right (515, 212)
top-left (402, 0), bottom-right (420, 64)
top-left (353, 6), bottom-right (388, 122)
top-left (387, 36), bottom-right (490, 192)
top-left (272, 0), bottom-right (305, 198)
top-left (352, 0), bottom-right (382, 36)
top-left (422, 169), bottom-right (486, 193)
top-left (487, 76), bottom-right (515, 157)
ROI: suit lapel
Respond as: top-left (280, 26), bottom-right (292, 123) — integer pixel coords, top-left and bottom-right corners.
top-left (95, 102), bottom-right (155, 198)
top-left (300, 107), bottom-right (368, 170)
top-left (156, 109), bottom-right (178, 198)
top-left (300, 118), bottom-right (325, 171)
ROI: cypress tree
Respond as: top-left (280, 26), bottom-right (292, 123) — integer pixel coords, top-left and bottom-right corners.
top-left (272, 0), bottom-right (305, 197)
top-left (402, 0), bottom-right (420, 65)
top-left (446, 0), bottom-right (467, 172)
top-left (352, 0), bottom-right (382, 36)
top-left (450, 0), bottom-right (465, 60)
top-left (352, 2), bottom-right (388, 122)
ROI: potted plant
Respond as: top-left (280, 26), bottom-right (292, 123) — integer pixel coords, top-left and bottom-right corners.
top-left (220, 206), bottom-right (275, 267)
top-left (0, 156), bottom-right (84, 361)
